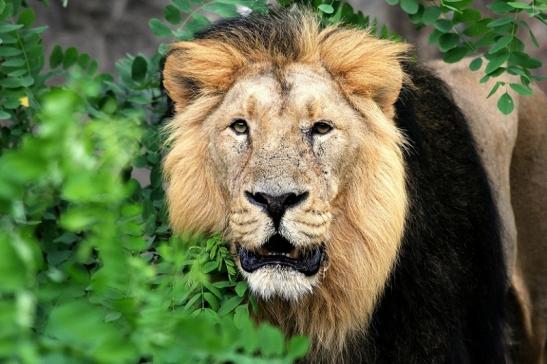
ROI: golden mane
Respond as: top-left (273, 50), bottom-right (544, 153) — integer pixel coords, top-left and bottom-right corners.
top-left (163, 8), bottom-right (409, 362)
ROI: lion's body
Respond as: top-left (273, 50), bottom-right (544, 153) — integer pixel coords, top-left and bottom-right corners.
top-left (161, 9), bottom-right (546, 363)
top-left (430, 59), bottom-right (547, 364)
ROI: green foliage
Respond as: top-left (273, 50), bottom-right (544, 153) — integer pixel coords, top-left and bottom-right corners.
top-left (388, 0), bottom-right (546, 113)
top-left (288, 0), bottom-right (546, 113)
top-left (0, 0), bottom-right (309, 363)
top-left (0, 0), bottom-right (544, 362)
top-left (299, 0), bottom-right (401, 39)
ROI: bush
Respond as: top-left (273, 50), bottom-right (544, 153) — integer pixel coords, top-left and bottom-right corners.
top-left (0, 0), bottom-right (544, 363)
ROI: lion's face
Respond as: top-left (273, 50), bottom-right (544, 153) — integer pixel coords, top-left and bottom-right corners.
top-left (205, 65), bottom-right (364, 299)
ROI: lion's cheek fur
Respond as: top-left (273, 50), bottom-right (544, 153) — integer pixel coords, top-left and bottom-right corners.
top-left (163, 97), bottom-right (228, 235)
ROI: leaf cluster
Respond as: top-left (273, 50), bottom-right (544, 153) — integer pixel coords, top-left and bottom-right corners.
top-left (287, 0), bottom-right (545, 114)
top-left (1, 1), bottom-right (308, 363)
top-left (387, 0), bottom-right (546, 114)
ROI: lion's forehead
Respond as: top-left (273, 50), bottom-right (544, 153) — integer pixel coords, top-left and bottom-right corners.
top-left (224, 66), bottom-right (349, 126)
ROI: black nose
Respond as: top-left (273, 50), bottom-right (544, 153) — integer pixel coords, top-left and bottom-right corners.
top-left (245, 191), bottom-right (309, 229)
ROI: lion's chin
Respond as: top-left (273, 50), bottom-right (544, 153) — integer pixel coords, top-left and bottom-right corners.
top-left (241, 266), bottom-right (320, 301)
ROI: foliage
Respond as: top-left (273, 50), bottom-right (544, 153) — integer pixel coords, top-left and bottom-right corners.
top-left (398, 0), bottom-right (546, 115)
top-left (291, 0), bottom-right (546, 114)
top-left (0, 1), bottom-right (308, 363)
top-left (0, 0), bottom-right (544, 362)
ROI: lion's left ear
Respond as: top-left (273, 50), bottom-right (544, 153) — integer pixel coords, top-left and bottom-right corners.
top-left (318, 28), bottom-right (409, 116)
top-left (163, 40), bottom-right (246, 111)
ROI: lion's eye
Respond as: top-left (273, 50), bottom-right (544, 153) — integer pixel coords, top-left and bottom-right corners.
top-left (311, 121), bottom-right (333, 135)
top-left (230, 119), bottom-right (249, 134)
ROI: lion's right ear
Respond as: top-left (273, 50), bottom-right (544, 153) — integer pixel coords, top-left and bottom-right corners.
top-left (163, 40), bottom-right (246, 110)
top-left (318, 28), bottom-right (409, 117)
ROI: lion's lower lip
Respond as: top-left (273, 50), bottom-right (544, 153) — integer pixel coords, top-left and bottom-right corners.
top-left (237, 235), bottom-right (325, 276)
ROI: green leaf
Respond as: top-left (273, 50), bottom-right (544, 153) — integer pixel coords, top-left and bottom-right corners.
top-left (464, 19), bottom-right (489, 36)
top-left (443, 46), bottom-right (469, 63)
top-left (454, 8), bottom-right (481, 23)
top-left (488, 1), bottom-right (514, 13)
top-left (400, 0), bottom-right (419, 14)
top-left (438, 33), bottom-right (459, 52)
top-left (287, 336), bottom-right (310, 360)
top-left (0, 110), bottom-right (10, 119)
top-left (61, 209), bottom-right (94, 231)
top-left (164, 4), bottom-right (181, 24)
top-left (385, 0), bottom-right (399, 5)
top-left (434, 19), bottom-right (453, 32)
top-left (0, 75), bottom-right (34, 88)
top-left (487, 16), bottom-right (514, 27)
top-left (18, 8), bottom-right (35, 27)
top-left (0, 23), bottom-right (23, 33)
top-left (509, 82), bottom-right (532, 95)
top-left (509, 52), bottom-right (542, 69)
top-left (203, 3), bottom-right (239, 17)
top-left (422, 6), bottom-right (441, 25)
top-left (507, 65), bottom-right (530, 79)
top-left (469, 57), bottom-right (483, 71)
top-left (173, 0), bottom-right (191, 12)
top-left (62, 47), bottom-right (78, 69)
top-left (507, 2), bottom-right (531, 9)
top-left (131, 56), bottom-right (148, 82)
top-left (485, 50), bottom-right (509, 74)
top-left (149, 18), bottom-right (172, 38)
top-left (202, 292), bottom-right (219, 310)
top-left (0, 47), bottom-right (22, 56)
top-left (201, 260), bottom-right (218, 273)
top-left (258, 324), bottom-right (284, 357)
top-left (185, 13), bottom-right (210, 33)
top-left (428, 29), bottom-right (442, 44)
top-left (318, 4), bottom-right (335, 14)
top-left (54, 232), bottom-right (80, 245)
top-left (2, 57), bottom-right (25, 67)
top-left (0, 235), bottom-right (28, 292)
top-left (217, 295), bottom-right (243, 316)
top-left (497, 92), bottom-right (514, 114)
top-left (489, 35), bottom-right (513, 54)
top-left (78, 53), bottom-right (90, 69)
top-left (233, 305), bottom-right (250, 330)
top-left (487, 81), bottom-right (504, 98)
top-left (235, 281), bottom-right (247, 297)
top-left (8, 69), bottom-right (27, 77)
top-left (49, 45), bottom-right (63, 68)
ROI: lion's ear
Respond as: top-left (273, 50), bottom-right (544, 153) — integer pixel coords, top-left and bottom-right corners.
top-left (163, 40), bottom-right (246, 110)
top-left (319, 28), bottom-right (409, 116)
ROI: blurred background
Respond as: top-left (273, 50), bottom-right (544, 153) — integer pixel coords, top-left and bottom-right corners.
top-left (35, 0), bottom-right (546, 91)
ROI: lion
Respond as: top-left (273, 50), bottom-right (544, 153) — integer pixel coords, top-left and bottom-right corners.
top-left (161, 8), bottom-right (547, 363)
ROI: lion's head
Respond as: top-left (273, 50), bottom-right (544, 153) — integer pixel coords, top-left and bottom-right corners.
top-left (163, 9), bottom-right (409, 358)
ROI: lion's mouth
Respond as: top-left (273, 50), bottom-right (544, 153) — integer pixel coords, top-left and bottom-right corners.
top-left (237, 234), bottom-right (325, 276)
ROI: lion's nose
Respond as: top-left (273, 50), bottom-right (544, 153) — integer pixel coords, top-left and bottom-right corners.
top-left (245, 191), bottom-right (309, 229)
